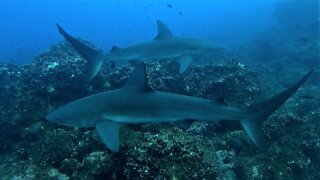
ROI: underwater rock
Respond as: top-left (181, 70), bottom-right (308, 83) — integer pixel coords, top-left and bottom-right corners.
top-left (19, 42), bottom-right (89, 104)
top-left (0, 161), bottom-right (68, 179)
top-left (123, 126), bottom-right (220, 179)
top-left (0, 40), bottom-right (319, 179)
top-left (82, 151), bottom-right (113, 176)
top-left (60, 158), bottom-right (82, 175)
top-left (0, 63), bottom-right (23, 119)
top-left (183, 59), bottom-right (264, 107)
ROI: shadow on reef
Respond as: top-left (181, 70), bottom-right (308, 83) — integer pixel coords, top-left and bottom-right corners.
top-left (0, 41), bottom-right (319, 179)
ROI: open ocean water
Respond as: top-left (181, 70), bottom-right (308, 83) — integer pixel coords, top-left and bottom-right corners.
top-left (0, 0), bottom-right (319, 179)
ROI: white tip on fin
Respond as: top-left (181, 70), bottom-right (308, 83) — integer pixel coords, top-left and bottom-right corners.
top-left (95, 120), bottom-right (122, 152)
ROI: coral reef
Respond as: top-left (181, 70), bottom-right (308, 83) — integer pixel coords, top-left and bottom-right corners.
top-left (0, 41), bottom-right (319, 179)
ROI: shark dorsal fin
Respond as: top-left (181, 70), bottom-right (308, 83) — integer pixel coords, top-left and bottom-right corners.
top-left (124, 63), bottom-right (152, 92)
top-left (110, 46), bottom-right (121, 52)
top-left (155, 20), bottom-right (173, 39)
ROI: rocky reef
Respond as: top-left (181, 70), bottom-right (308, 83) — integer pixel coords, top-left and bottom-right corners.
top-left (0, 41), bottom-right (319, 179)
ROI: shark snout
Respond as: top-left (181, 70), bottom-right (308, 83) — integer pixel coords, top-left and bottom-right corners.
top-left (45, 106), bottom-right (97, 128)
top-left (45, 113), bottom-right (55, 121)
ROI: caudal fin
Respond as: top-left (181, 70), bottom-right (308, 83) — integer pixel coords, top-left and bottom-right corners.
top-left (241, 70), bottom-right (313, 149)
top-left (56, 24), bottom-right (104, 81)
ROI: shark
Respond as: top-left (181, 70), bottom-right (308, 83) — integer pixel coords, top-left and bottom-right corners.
top-left (46, 63), bottom-right (313, 152)
top-left (56, 20), bottom-right (224, 81)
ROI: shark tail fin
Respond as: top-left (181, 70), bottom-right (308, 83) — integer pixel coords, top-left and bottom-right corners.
top-left (240, 70), bottom-right (313, 150)
top-left (56, 24), bottom-right (104, 81)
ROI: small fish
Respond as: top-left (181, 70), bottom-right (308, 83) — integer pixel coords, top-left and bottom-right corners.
top-left (299, 37), bottom-right (310, 43)
top-left (166, 4), bottom-right (173, 8)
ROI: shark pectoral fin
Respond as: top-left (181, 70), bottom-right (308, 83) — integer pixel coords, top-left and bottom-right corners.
top-left (113, 60), bottom-right (127, 67)
top-left (241, 120), bottom-right (266, 149)
top-left (95, 120), bottom-right (122, 152)
top-left (177, 54), bottom-right (193, 73)
top-left (214, 121), bottom-right (223, 127)
top-left (86, 57), bottom-right (104, 81)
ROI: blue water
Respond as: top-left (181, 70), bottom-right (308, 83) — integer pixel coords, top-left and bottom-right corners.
top-left (0, 1), bottom-right (319, 179)
top-left (0, 0), bottom-right (282, 64)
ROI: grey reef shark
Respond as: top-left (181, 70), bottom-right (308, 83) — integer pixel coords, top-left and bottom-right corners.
top-left (46, 63), bottom-right (313, 152)
top-left (56, 20), bottom-right (224, 81)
